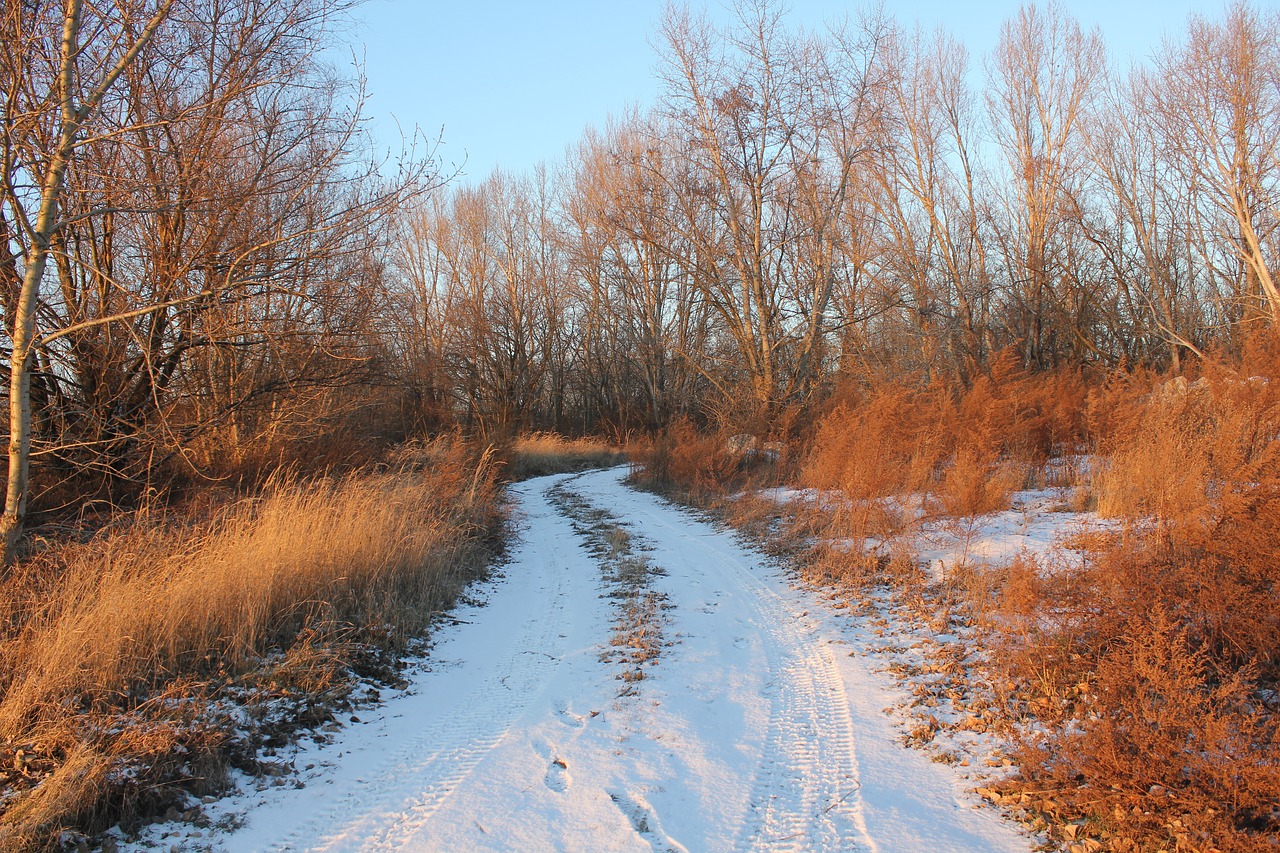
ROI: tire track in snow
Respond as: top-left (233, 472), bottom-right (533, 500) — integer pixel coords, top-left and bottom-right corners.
top-left (571, 469), bottom-right (877, 852)
top-left (262, 479), bottom-right (576, 852)
top-left (731, 571), bottom-right (873, 852)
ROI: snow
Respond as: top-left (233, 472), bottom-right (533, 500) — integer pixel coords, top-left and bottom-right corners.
top-left (912, 489), bottom-right (1104, 580)
top-left (758, 481), bottom-right (1107, 581)
top-left (122, 467), bottom-right (1035, 852)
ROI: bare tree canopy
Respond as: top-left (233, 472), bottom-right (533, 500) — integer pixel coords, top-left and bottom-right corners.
top-left (5, 0), bottom-right (1280, 553)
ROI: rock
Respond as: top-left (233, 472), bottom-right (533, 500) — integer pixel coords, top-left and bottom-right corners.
top-left (724, 433), bottom-right (786, 464)
top-left (725, 433), bottom-right (759, 455)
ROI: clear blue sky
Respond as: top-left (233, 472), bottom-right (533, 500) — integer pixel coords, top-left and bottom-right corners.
top-left (347, 0), bottom-right (1259, 183)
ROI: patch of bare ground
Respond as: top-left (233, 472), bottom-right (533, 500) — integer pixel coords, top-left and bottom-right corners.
top-left (546, 478), bottom-right (670, 692)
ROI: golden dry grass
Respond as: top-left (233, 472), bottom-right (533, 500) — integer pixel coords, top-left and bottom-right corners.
top-left (504, 432), bottom-right (630, 480)
top-left (0, 439), bottom-right (502, 850)
top-left (799, 357), bottom-right (1085, 554)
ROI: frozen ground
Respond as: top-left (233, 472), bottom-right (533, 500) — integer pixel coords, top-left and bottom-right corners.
top-left (122, 467), bottom-right (1036, 852)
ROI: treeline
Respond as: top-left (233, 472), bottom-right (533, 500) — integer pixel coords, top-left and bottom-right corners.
top-left (401, 0), bottom-right (1280, 436)
top-left (3, 0), bottom-right (1279, 538)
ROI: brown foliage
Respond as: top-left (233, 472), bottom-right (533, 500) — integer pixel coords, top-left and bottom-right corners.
top-left (634, 418), bottom-right (742, 499)
top-left (804, 358), bottom-right (1088, 537)
top-left (984, 361), bottom-right (1280, 848)
top-left (1011, 610), bottom-right (1280, 850)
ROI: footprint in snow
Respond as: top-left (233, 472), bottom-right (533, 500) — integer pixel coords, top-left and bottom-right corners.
top-left (544, 758), bottom-right (570, 793)
top-left (554, 700), bottom-right (585, 728)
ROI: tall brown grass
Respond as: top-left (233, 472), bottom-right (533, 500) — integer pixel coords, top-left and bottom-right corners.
top-left (800, 355), bottom-right (1088, 555)
top-left (633, 418), bottom-right (750, 499)
top-left (501, 432), bottom-right (630, 480)
top-left (0, 440), bottom-right (502, 850)
top-left (981, 350), bottom-right (1280, 849)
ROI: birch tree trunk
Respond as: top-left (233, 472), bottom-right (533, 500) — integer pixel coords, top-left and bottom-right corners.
top-left (1, 0), bottom-right (173, 564)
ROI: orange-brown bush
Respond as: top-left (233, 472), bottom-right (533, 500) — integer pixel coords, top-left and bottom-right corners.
top-left (983, 360), bottom-right (1280, 849)
top-left (743, 349), bottom-right (1278, 847)
top-left (634, 418), bottom-right (744, 499)
top-left (1015, 611), bottom-right (1280, 851)
top-left (803, 357), bottom-right (1089, 541)
top-left (0, 440), bottom-right (503, 850)
top-left (1088, 332), bottom-right (1280, 523)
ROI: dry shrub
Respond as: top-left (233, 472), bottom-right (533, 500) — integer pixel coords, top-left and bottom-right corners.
top-left (635, 418), bottom-right (740, 499)
top-left (983, 363), bottom-right (1280, 849)
top-left (188, 385), bottom-right (405, 479)
top-left (804, 357), bottom-right (1089, 535)
top-left (803, 539), bottom-right (929, 596)
top-left (1017, 612), bottom-right (1280, 851)
top-left (1090, 379), bottom-right (1213, 521)
top-left (806, 387), bottom-right (936, 496)
top-left (937, 449), bottom-right (1028, 517)
top-left (1090, 348), bottom-right (1280, 524)
top-left (952, 349), bottom-right (1088, 467)
top-left (0, 744), bottom-right (112, 851)
top-left (0, 440), bottom-right (502, 849)
top-left (794, 359), bottom-right (1089, 591)
top-left (991, 517), bottom-right (1280, 846)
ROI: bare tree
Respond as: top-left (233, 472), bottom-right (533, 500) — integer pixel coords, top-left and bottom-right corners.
top-left (418, 172), bottom-right (562, 438)
top-left (860, 24), bottom-right (993, 375)
top-left (1080, 67), bottom-right (1210, 368)
top-left (0, 0), bottom-right (431, 558)
top-left (1146, 1), bottom-right (1280, 329)
top-left (563, 116), bottom-right (711, 433)
top-left (985, 1), bottom-right (1106, 368)
top-left (654, 0), bottom-right (886, 421)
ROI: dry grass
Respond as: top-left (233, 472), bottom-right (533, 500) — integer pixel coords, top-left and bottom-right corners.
top-left (800, 355), bottom-right (1088, 570)
top-left (633, 419), bottom-right (743, 499)
top-left (0, 439), bottom-right (502, 850)
top-left (502, 432), bottom-right (630, 480)
top-left (974, 352), bottom-right (1280, 850)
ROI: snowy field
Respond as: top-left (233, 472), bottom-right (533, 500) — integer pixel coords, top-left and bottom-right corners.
top-left (122, 467), bottom-right (1043, 852)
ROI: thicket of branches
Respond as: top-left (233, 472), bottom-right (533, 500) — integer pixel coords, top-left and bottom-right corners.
top-left (397, 0), bottom-right (1280, 437)
top-left (3, 0), bottom-right (1279, 538)
top-left (0, 0), bottom-right (436, 551)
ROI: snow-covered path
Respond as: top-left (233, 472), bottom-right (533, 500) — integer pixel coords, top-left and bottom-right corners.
top-left (158, 468), bottom-right (1031, 852)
